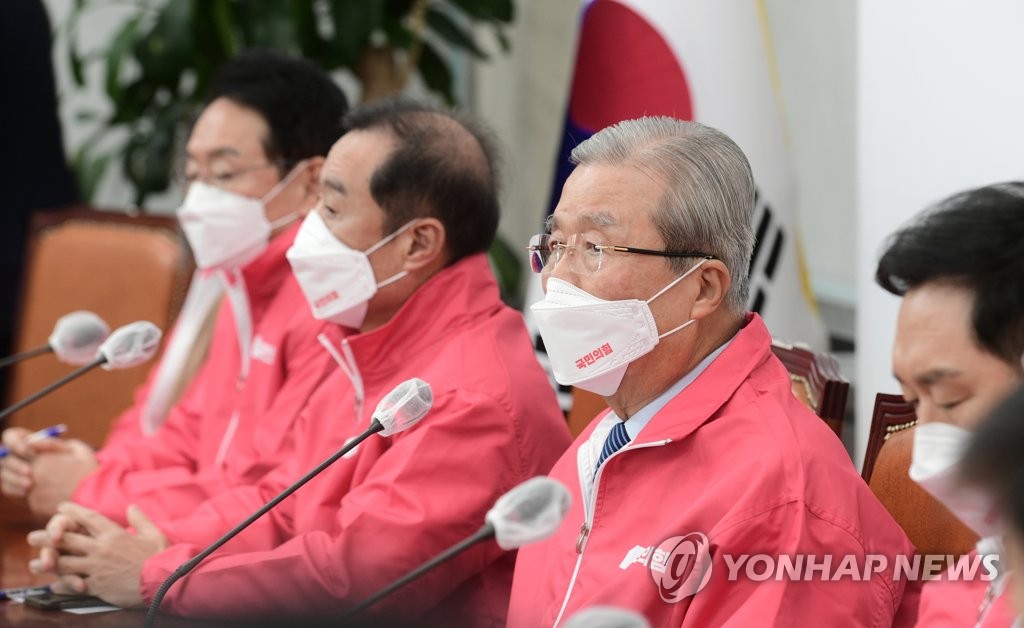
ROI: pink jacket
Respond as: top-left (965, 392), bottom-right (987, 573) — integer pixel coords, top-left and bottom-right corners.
top-left (508, 314), bottom-right (916, 627)
top-left (72, 224), bottom-right (336, 525)
top-left (139, 254), bottom-right (571, 624)
top-left (912, 551), bottom-right (1016, 627)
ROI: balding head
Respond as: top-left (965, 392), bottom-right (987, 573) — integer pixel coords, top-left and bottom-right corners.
top-left (342, 100), bottom-right (501, 265)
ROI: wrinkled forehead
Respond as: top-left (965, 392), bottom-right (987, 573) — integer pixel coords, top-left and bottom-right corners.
top-left (547, 163), bottom-right (665, 235)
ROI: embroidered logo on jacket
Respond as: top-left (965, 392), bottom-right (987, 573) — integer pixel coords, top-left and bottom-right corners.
top-left (251, 335), bottom-right (277, 365)
top-left (620, 532), bottom-right (713, 603)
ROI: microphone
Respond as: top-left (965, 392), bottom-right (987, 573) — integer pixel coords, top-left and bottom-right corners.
top-left (344, 476), bottom-right (572, 618)
top-left (562, 607), bottom-right (652, 628)
top-left (145, 378), bottom-right (434, 627)
top-left (0, 311), bottom-right (110, 370)
top-left (96, 320), bottom-right (162, 370)
top-left (0, 321), bottom-right (162, 421)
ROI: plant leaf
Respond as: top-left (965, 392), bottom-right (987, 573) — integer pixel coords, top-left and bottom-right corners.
top-left (418, 42), bottom-right (455, 105)
top-left (448, 0), bottom-right (514, 23)
top-left (328, 0), bottom-right (385, 66)
top-left (494, 24), bottom-right (511, 53)
top-left (73, 148), bottom-right (112, 205)
top-left (104, 15), bottom-right (143, 103)
top-left (236, 0), bottom-right (298, 51)
top-left (488, 233), bottom-right (524, 308)
top-left (425, 8), bottom-right (488, 59)
top-left (133, 0), bottom-right (193, 88)
top-left (68, 33), bottom-right (85, 88)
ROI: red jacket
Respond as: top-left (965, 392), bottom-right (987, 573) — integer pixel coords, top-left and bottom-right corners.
top-left (139, 254), bottom-right (571, 624)
top-left (912, 549), bottom-right (1016, 627)
top-left (508, 314), bottom-right (916, 627)
top-left (72, 224), bottom-right (336, 525)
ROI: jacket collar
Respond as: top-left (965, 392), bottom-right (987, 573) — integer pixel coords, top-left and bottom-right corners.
top-left (326, 253), bottom-right (504, 379)
top-left (580, 313), bottom-right (774, 444)
top-left (214, 221), bottom-right (300, 310)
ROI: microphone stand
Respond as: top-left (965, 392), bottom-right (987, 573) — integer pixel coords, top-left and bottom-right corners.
top-left (0, 355), bottom-right (106, 420)
top-left (145, 418), bottom-right (386, 628)
top-left (342, 522), bottom-right (496, 619)
top-left (0, 345), bottom-right (51, 370)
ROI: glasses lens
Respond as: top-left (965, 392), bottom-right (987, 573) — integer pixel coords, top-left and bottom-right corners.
top-left (528, 234), bottom-right (549, 273)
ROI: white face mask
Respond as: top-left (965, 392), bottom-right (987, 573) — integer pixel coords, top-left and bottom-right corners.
top-left (287, 211), bottom-right (414, 329)
top-left (909, 421), bottom-right (1000, 538)
top-left (530, 259), bottom-right (708, 396)
top-left (177, 162), bottom-right (306, 271)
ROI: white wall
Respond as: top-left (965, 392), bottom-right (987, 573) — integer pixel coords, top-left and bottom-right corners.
top-left (855, 0), bottom-right (1024, 464)
top-left (471, 0), bottom-right (582, 250)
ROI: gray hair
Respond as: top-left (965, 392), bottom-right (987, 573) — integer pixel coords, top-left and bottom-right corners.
top-left (570, 117), bottom-right (756, 312)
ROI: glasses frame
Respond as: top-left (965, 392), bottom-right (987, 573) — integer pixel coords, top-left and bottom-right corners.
top-left (178, 159), bottom-right (292, 190)
top-left (526, 233), bottom-right (716, 274)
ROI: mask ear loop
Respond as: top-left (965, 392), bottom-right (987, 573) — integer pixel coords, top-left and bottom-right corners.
top-left (364, 220), bottom-right (419, 289)
top-left (364, 219), bottom-right (419, 256)
top-left (262, 159), bottom-right (311, 228)
top-left (645, 257), bottom-right (711, 339)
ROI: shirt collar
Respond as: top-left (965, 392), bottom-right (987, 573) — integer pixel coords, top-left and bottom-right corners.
top-left (611, 335), bottom-right (735, 441)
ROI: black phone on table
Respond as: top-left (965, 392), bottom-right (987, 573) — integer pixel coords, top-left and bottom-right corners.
top-left (23, 592), bottom-right (110, 611)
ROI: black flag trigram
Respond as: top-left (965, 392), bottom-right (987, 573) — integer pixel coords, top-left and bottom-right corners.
top-left (747, 188), bottom-right (785, 317)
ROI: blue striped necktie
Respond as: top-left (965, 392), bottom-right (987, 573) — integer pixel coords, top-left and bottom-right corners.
top-left (595, 420), bottom-right (631, 476)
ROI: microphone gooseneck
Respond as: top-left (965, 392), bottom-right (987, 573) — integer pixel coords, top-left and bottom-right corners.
top-left (0, 345), bottom-right (52, 370)
top-left (343, 476), bottom-right (571, 619)
top-left (0, 355), bottom-right (107, 421)
top-left (145, 419), bottom-right (387, 628)
top-left (343, 522), bottom-right (497, 618)
top-left (145, 378), bottom-right (434, 627)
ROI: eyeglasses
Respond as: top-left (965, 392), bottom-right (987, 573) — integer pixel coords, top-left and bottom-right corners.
top-left (526, 233), bottom-right (715, 275)
top-left (180, 162), bottom-right (286, 191)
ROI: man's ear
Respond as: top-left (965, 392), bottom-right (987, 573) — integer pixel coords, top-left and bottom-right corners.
top-left (300, 156), bottom-right (325, 202)
top-left (402, 217), bottom-right (447, 272)
top-left (689, 259), bottom-right (731, 320)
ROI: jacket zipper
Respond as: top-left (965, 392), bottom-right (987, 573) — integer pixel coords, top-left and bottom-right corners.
top-left (552, 438), bottom-right (672, 627)
top-left (318, 334), bottom-right (365, 423)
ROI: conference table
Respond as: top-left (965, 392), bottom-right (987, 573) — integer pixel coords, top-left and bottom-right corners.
top-left (0, 524), bottom-right (209, 627)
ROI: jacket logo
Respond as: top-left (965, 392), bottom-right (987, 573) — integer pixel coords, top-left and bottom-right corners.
top-left (575, 343), bottom-right (614, 370)
top-left (620, 532), bottom-right (713, 603)
top-left (315, 291), bottom-right (339, 309)
top-left (251, 336), bottom-right (277, 365)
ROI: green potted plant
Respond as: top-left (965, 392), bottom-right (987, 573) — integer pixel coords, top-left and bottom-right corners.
top-left (61, 0), bottom-right (523, 305)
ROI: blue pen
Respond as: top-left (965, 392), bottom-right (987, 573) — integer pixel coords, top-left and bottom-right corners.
top-left (0, 584), bottom-right (53, 602)
top-left (0, 424), bottom-right (67, 458)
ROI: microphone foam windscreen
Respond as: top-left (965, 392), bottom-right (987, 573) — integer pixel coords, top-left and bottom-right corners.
top-left (486, 476), bottom-right (571, 550)
top-left (562, 607), bottom-right (651, 628)
top-left (98, 321), bottom-right (163, 370)
top-left (49, 311), bottom-right (110, 365)
top-left (375, 378), bottom-right (433, 436)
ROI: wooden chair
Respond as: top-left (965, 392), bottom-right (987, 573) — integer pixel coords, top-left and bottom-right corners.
top-left (3, 206), bottom-right (192, 447)
top-left (566, 341), bottom-right (850, 439)
top-left (769, 339), bottom-right (849, 438)
top-left (862, 393), bottom-right (978, 565)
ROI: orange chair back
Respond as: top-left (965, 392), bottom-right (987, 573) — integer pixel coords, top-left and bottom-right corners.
top-left (862, 393), bottom-right (978, 566)
top-left (4, 207), bottom-right (191, 447)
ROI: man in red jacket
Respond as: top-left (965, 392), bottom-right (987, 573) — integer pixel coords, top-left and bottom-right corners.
top-left (875, 183), bottom-right (1024, 627)
top-left (508, 116), bottom-right (915, 626)
top-left (29, 100), bottom-right (571, 625)
top-left (0, 51), bottom-right (348, 524)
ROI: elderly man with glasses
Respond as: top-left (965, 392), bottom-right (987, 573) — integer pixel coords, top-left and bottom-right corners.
top-left (508, 117), bottom-right (914, 627)
top-left (1, 50), bottom-right (348, 527)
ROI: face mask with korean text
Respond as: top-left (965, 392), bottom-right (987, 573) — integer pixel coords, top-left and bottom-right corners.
top-left (530, 259), bottom-right (708, 396)
top-left (909, 421), bottom-right (1001, 538)
top-left (287, 211), bottom-right (414, 329)
top-left (177, 162), bottom-right (306, 270)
